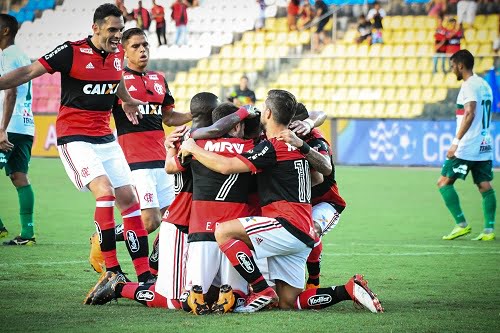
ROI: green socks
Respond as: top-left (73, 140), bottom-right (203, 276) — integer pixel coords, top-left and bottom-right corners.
top-left (482, 189), bottom-right (496, 230)
top-left (439, 185), bottom-right (466, 224)
top-left (17, 184), bottom-right (34, 239)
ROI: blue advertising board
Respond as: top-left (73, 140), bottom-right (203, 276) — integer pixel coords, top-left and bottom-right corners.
top-left (337, 119), bottom-right (500, 167)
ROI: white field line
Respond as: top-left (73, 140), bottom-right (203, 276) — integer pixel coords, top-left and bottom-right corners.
top-left (0, 260), bottom-right (87, 268)
top-left (323, 242), bottom-right (498, 249)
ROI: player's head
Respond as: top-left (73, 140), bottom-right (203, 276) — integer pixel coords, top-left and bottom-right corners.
top-left (190, 92), bottom-right (220, 128)
top-left (374, 1), bottom-right (380, 10)
top-left (358, 14), bottom-right (366, 23)
top-left (92, 3), bottom-right (124, 53)
top-left (240, 75), bottom-right (249, 90)
top-left (212, 103), bottom-right (245, 138)
top-left (0, 14), bottom-right (19, 45)
top-left (450, 49), bottom-right (474, 81)
top-left (122, 28), bottom-right (149, 70)
top-left (291, 102), bottom-right (309, 122)
top-left (261, 89), bottom-right (297, 130)
top-left (244, 114), bottom-right (262, 140)
top-left (448, 17), bottom-right (457, 29)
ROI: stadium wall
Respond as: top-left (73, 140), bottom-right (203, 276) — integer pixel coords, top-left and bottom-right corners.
top-left (32, 115), bottom-right (499, 167)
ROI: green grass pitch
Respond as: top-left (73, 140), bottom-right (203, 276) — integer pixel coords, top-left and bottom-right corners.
top-left (1, 158), bottom-right (499, 332)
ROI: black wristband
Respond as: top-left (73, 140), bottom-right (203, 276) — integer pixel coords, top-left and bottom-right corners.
top-left (299, 142), bottom-right (311, 154)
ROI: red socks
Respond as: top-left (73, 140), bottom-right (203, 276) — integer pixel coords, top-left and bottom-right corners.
top-left (94, 196), bottom-right (120, 271)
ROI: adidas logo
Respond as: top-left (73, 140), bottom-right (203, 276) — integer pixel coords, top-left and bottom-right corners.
top-left (86, 62), bottom-right (94, 69)
top-left (128, 85), bottom-right (137, 92)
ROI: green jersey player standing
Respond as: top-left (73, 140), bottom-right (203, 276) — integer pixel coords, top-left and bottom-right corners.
top-left (0, 14), bottom-right (36, 245)
top-left (438, 49), bottom-right (496, 241)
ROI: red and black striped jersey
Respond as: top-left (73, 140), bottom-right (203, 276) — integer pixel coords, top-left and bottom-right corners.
top-left (112, 67), bottom-right (175, 170)
top-left (304, 129), bottom-right (346, 212)
top-left (237, 138), bottom-right (315, 247)
top-left (162, 152), bottom-right (192, 233)
top-left (38, 37), bottom-right (124, 145)
top-left (189, 137), bottom-right (255, 242)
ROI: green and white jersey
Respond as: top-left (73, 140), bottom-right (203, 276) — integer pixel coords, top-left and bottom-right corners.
top-left (0, 44), bottom-right (34, 136)
top-left (455, 73), bottom-right (493, 161)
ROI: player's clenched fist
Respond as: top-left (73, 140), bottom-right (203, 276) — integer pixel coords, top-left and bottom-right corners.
top-left (178, 137), bottom-right (197, 162)
top-left (165, 125), bottom-right (189, 149)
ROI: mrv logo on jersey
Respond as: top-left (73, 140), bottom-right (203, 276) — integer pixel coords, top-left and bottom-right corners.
top-left (204, 141), bottom-right (245, 154)
top-left (83, 83), bottom-right (118, 95)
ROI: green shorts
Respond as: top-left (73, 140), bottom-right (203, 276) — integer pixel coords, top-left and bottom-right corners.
top-left (440, 158), bottom-right (493, 184)
top-left (0, 133), bottom-right (33, 176)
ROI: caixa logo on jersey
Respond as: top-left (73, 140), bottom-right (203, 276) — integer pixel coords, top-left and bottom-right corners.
top-left (138, 104), bottom-right (163, 115)
top-left (126, 230), bottom-right (140, 253)
top-left (236, 251), bottom-right (254, 273)
top-left (136, 290), bottom-right (155, 301)
top-left (83, 83), bottom-right (119, 95)
top-left (307, 294), bottom-right (332, 306)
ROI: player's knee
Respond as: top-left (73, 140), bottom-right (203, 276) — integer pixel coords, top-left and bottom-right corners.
top-left (9, 172), bottom-right (29, 187)
top-left (278, 297), bottom-right (296, 310)
top-left (477, 181), bottom-right (492, 193)
top-left (214, 223), bottom-right (229, 244)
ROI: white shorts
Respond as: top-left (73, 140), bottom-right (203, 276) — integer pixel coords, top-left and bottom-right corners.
top-left (155, 222), bottom-right (188, 299)
top-left (312, 202), bottom-right (341, 236)
top-left (239, 217), bottom-right (312, 289)
top-left (131, 168), bottom-right (175, 210)
top-left (457, 0), bottom-right (477, 25)
top-left (58, 141), bottom-right (132, 191)
top-left (184, 241), bottom-right (249, 295)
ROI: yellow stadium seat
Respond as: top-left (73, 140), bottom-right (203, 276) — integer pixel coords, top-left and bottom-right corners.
top-left (332, 58), bottom-right (346, 71)
top-left (265, 17), bottom-right (276, 31)
top-left (347, 88), bottom-right (360, 101)
top-left (345, 58), bottom-right (357, 72)
top-left (368, 44), bottom-right (382, 57)
top-left (241, 32), bottom-right (254, 45)
top-left (287, 31), bottom-right (299, 46)
top-left (392, 45), bottom-right (405, 57)
top-left (476, 57), bottom-right (494, 73)
top-left (334, 44), bottom-right (346, 56)
top-left (345, 73), bottom-right (358, 86)
top-left (208, 73), bottom-right (221, 85)
top-left (265, 31), bottom-right (276, 43)
top-left (474, 29), bottom-right (489, 42)
top-left (198, 73), bottom-right (209, 83)
top-left (290, 72), bottom-right (301, 84)
top-left (175, 71), bottom-right (187, 84)
top-left (357, 58), bottom-right (369, 71)
top-left (367, 58), bottom-right (380, 72)
top-left (465, 42), bottom-right (480, 55)
top-left (417, 58), bottom-right (433, 73)
top-left (402, 30), bottom-right (416, 44)
top-left (173, 86), bottom-right (186, 99)
top-left (186, 72), bottom-right (198, 85)
top-left (219, 45), bottom-right (232, 58)
top-left (208, 58), bottom-right (220, 71)
top-left (406, 73), bottom-right (420, 88)
top-left (323, 73), bottom-right (334, 86)
top-left (254, 59), bottom-right (265, 71)
top-left (232, 45), bottom-right (244, 57)
top-left (254, 32), bottom-right (265, 45)
top-left (430, 72), bottom-right (445, 87)
top-left (408, 88), bottom-right (421, 102)
top-left (345, 44), bottom-right (359, 57)
top-left (370, 73), bottom-right (383, 86)
top-left (348, 102), bottom-right (362, 117)
top-left (420, 73), bottom-right (432, 86)
top-left (445, 73), bottom-right (461, 88)
top-left (321, 44), bottom-right (335, 56)
top-left (383, 88), bottom-right (396, 101)
top-left (385, 102), bottom-right (399, 118)
top-left (312, 87), bottom-right (325, 101)
top-left (464, 29), bottom-right (475, 41)
top-left (299, 87), bottom-right (313, 102)
top-left (301, 72), bottom-right (313, 86)
top-left (333, 73), bottom-right (346, 87)
top-left (358, 73), bottom-right (371, 86)
top-left (298, 58), bottom-right (313, 71)
top-left (416, 44), bottom-right (433, 57)
top-left (311, 58), bottom-right (323, 71)
top-left (399, 102), bottom-right (412, 117)
top-left (381, 44), bottom-right (394, 57)
top-left (485, 15), bottom-right (499, 29)
top-left (395, 73), bottom-right (409, 87)
top-left (373, 102), bottom-right (386, 118)
top-left (311, 73), bottom-right (323, 87)
top-left (393, 58), bottom-right (405, 71)
top-left (380, 59), bottom-right (393, 73)
top-left (402, 16), bottom-right (415, 30)
top-left (276, 32), bottom-right (288, 45)
top-left (404, 45), bottom-right (417, 57)
top-left (396, 88), bottom-right (409, 101)
top-left (478, 43), bottom-right (493, 55)
top-left (411, 103), bottom-right (424, 117)
top-left (405, 58), bottom-right (417, 72)
top-left (232, 58), bottom-right (244, 71)
top-left (344, 29), bottom-right (358, 43)
top-left (334, 88), bottom-right (348, 101)
top-left (299, 31), bottom-right (310, 44)
top-left (359, 102), bottom-right (373, 118)
top-left (434, 88), bottom-right (447, 101)
top-left (322, 58), bottom-right (333, 71)
top-left (390, 31), bottom-right (404, 44)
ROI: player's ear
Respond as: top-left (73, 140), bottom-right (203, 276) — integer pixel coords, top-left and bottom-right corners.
top-left (92, 23), bottom-right (99, 35)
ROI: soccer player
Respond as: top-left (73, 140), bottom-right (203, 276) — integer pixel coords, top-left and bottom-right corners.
top-left (439, 49), bottom-right (496, 241)
top-left (0, 4), bottom-right (155, 288)
top-left (0, 14), bottom-right (36, 245)
top-left (88, 27), bottom-right (191, 274)
top-left (179, 90), bottom-right (383, 313)
top-left (183, 102), bottom-right (255, 314)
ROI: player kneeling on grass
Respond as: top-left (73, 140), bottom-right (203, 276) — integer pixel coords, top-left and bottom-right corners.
top-left (179, 89), bottom-right (383, 313)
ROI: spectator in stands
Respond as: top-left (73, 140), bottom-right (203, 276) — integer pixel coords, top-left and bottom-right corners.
top-left (445, 18), bottom-right (463, 57)
top-left (312, 0), bottom-right (331, 53)
top-left (134, 0), bottom-right (151, 31)
top-left (171, 0), bottom-right (188, 46)
top-left (433, 14), bottom-right (448, 74)
top-left (427, 0), bottom-right (447, 19)
top-left (457, 0), bottom-right (477, 27)
top-left (151, 0), bottom-right (167, 46)
top-left (185, 0), bottom-right (199, 7)
top-left (355, 14), bottom-right (372, 44)
top-left (367, 2), bottom-right (385, 45)
top-left (287, 0), bottom-right (301, 31)
top-left (255, 0), bottom-right (266, 31)
top-left (297, 1), bottom-right (313, 30)
top-left (227, 75), bottom-right (256, 107)
top-left (115, 0), bottom-right (134, 23)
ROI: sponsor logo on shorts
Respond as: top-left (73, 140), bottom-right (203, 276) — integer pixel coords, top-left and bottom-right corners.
top-left (452, 164), bottom-right (468, 175)
top-left (80, 48), bottom-right (93, 54)
top-left (307, 294), bottom-right (332, 306)
top-left (126, 230), bottom-right (140, 253)
top-left (144, 193), bottom-right (154, 203)
top-left (94, 221), bottom-right (102, 244)
top-left (114, 58), bottom-right (122, 71)
top-left (136, 290), bottom-right (155, 301)
top-left (81, 167), bottom-right (90, 178)
top-left (236, 252), bottom-right (254, 273)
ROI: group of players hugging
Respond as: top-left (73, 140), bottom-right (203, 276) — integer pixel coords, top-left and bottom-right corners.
top-left (0, 3), bottom-right (383, 314)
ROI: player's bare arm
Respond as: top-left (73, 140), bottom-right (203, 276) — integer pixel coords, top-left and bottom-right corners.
top-left (447, 101), bottom-right (476, 159)
top-left (0, 60), bottom-right (46, 91)
top-left (278, 129), bottom-right (332, 175)
top-left (311, 170), bottom-right (324, 186)
top-left (162, 109), bottom-right (192, 127)
top-left (116, 76), bottom-right (146, 125)
top-left (179, 138), bottom-right (251, 175)
top-left (0, 86), bottom-right (17, 151)
top-left (290, 110), bottom-right (326, 136)
top-left (191, 105), bottom-right (257, 140)
top-left (165, 126), bottom-right (188, 174)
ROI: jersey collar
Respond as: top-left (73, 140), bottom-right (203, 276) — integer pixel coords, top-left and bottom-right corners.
top-left (86, 36), bottom-right (109, 58)
top-left (124, 66), bottom-right (147, 76)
